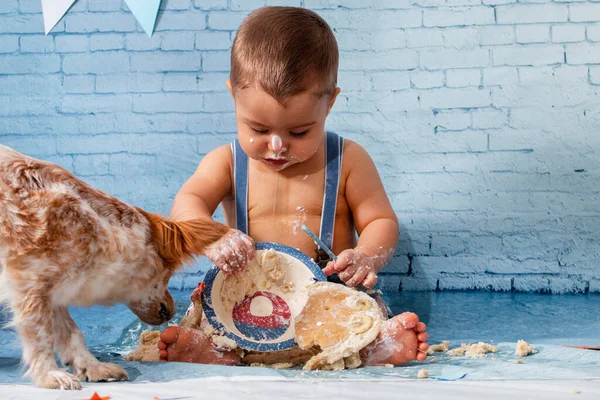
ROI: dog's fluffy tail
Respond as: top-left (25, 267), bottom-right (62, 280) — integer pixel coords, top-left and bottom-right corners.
top-left (142, 212), bottom-right (230, 266)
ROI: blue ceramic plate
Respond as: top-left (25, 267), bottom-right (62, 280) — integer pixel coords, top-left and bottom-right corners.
top-left (202, 242), bottom-right (327, 352)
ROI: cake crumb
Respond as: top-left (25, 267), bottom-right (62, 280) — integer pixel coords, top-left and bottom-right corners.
top-left (384, 363), bottom-right (394, 368)
top-left (417, 369), bottom-right (429, 379)
top-left (429, 357), bottom-right (437, 363)
top-left (514, 359), bottom-right (525, 364)
top-left (571, 388), bottom-right (581, 394)
top-left (212, 334), bottom-right (238, 351)
top-left (272, 362), bottom-right (294, 369)
top-left (515, 339), bottom-right (537, 357)
top-left (426, 340), bottom-right (450, 355)
top-left (123, 330), bottom-right (160, 362)
top-left (250, 362), bottom-right (294, 369)
top-left (447, 342), bottom-right (498, 358)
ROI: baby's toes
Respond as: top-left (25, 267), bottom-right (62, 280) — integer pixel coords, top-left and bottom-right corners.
top-left (396, 312), bottom-right (419, 329)
top-left (417, 331), bottom-right (428, 342)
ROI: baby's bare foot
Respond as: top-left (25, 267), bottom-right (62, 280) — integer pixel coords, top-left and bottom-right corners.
top-left (360, 312), bottom-right (429, 366)
top-left (157, 326), bottom-right (240, 365)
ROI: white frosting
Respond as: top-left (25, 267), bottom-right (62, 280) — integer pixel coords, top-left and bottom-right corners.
top-left (271, 135), bottom-right (282, 152)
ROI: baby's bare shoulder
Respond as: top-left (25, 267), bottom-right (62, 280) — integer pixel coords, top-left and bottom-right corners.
top-left (196, 144), bottom-right (233, 172)
top-left (341, 139), bottom-right (377, 176)
top-left (203, 144), bottom-right (233, 162)
top-left (180, 144), bottom-right (234, 199)
top-left (342, 139), bottom-right (374, 163)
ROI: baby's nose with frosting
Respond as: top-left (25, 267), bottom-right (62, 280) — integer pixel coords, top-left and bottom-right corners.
top-left (270, 134), bottom-right (283, 153)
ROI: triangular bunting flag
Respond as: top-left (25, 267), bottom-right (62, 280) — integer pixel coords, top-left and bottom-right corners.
top-left (41, 0), bottom-right (78, 34)
top-left (124, 0), bottom-right (162, 38)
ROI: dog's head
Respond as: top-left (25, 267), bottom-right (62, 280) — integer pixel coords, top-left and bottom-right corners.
top-left (128, 213), bottom-right (229, 325)
top-left (127, 267), bottom-right (176, 326)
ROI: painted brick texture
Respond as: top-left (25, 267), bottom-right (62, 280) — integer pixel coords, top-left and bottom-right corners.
top-left (1, 0), bottom-right (598, 293)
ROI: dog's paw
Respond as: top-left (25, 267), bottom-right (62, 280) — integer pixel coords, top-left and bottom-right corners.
top-left (76, 361), bottom-right (128, 383)
top-left (36, 370), bottom-right (81, 390)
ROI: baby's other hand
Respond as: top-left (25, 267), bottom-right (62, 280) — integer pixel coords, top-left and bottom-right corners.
top-left (204, 229), bottom-right (254, 274)
top-left (322, 249), bottom-right (377, 288)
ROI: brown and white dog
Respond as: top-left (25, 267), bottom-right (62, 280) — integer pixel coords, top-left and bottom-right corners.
top-left (0, 144), bottom-right (229, 389)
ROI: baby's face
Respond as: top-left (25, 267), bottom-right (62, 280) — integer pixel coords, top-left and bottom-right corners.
top-left (230, 82), bottom-right (339, 172)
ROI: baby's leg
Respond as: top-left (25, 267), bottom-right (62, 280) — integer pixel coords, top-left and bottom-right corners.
top-left (158, 326), bottom-right (240, 365)
top-left (358, 292), bottom-right (429, 365)
top-left (360, 312), bottom-right (429, 366)
top-left (158, 283), bottom-right (240, 365)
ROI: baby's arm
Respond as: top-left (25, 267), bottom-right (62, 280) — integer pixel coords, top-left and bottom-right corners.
top-left (171, 145), bottom-right (232, 221)
top-left (171, 145), bottom-right (254, 273)
top-left (323, 140), bottom-right (398, 287)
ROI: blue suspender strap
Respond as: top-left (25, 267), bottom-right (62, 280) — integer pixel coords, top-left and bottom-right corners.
top-left (233, 133), bottom-right (343, 243)
top-left (232, 140), bottom-right (249, 235)
top-left (319, 132), bottom-right (344, 250)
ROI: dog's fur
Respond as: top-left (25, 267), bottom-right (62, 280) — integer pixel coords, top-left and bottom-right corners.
top-left (0, 144), bottom-right (230, 389)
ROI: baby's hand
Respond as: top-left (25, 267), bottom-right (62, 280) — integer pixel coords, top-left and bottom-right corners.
top-left (204, 229), bottom-right (254, 274)
top-left (322, 249), bottom-right (377, 288)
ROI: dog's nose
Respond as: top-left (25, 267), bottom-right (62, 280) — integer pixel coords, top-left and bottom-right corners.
top-left (159, 302), bottom-right (173, 322)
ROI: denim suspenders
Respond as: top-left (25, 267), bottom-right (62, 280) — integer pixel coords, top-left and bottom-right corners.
top-left (232, 132), bottom-right (344, 272)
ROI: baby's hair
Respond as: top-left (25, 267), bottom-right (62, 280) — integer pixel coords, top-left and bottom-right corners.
top-left (230, 6), bottom-right (339, 104)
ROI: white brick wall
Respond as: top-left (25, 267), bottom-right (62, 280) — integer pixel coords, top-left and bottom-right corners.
top-left (1, 0), bottom-right (599, 293)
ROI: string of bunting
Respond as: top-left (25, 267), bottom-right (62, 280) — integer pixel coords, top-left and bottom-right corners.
top-left (41, 0), bottom-right (162, 37)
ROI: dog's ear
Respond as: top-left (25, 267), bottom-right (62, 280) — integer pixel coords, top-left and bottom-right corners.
top-left (142, 212), bottom-right (229, 267)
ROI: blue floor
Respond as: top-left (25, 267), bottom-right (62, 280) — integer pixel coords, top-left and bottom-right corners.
top-left (384, 291), bottom-right (600, 345)
top-left (1, 291), bottom-right (598, 384)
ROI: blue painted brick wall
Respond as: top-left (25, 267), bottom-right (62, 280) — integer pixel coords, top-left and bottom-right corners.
top-left (1, 0), bottom-right (599, 293)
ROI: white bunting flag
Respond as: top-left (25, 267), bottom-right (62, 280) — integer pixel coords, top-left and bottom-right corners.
top-left (41, 0), bottom-right (78, 35)
top-left (41, 0), bottom-right (162, 37)
top-left (124, 0), bottom-right (162, 38)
